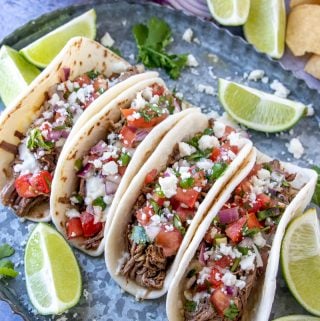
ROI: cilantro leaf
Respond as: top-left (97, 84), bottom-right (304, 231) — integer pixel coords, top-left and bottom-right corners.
top-left (312, 166), bottom-right (320, 206)
top-left (132, 17), bottom-right (188, 79)
top-left (92, 196), bottom-right (107, 210)
top-left (0, 244), bottom-right (15, 260)
top-left (184, 300), bottom-right (197, 312)
top-left (173, 214), bottom-right (186, 235)
top-left (27, 128), bottom-right (54, 151)
top-left (224, 302), bottom-right (239, 320)
top-left (208, 163), bottom-right (228, 181)
top-left (130, 226), bottom-right (149, 244)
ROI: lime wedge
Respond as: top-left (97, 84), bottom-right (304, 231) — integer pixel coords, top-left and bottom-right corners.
top-left (244, 0), bottom-right (286, 58)
top-left (273, 316), bottom-right (320, 321)
top-left (281, 208), bottom-right (320, 316)
top-left (218, 78), bottom-right (306, 133)
top-left (0, 45), bottom-right (40, 107)
top-left (207, 0), bottom-right (250, 26)
top-left (20, 9), bottom-right (96, 68)
top-left (25, 223), bottom-right (82, 315)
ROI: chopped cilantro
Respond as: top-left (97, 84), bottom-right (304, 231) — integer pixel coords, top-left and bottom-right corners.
top-left (257, 209), bottom-right (273, 221)
top-left (149, 199), bottom-right (160, 215)
top-left (86, 70), bottom-right (99, 79)
top-left (312, 166), bottom-right (320, 206)
top-left (74, 159), bottom-right (83, 172)
top-left (155, 183), bottom-right (165, 197)
top-left (0, 244), bottom-right (14, 259)
top-left (187, 133), bottom-right (202, 148)
top-left (0, 244), bottom-right (18, 279)
top-left (224, 302), bottom-right (239, 320)
top-left (98, 87), bottom-right (106, 95)
top-left (92, 196), bottom-right (107, 210)
top-left (237, 246), bottom-right (249, 255)
top-left (262, 163), bottom-right (272, 172)
top-left (282, 180), bottom-right (290, 187)
top-left (186, 268), bottom-right (196, 278)
top-left (203, 128), bottom-right (214, 135)
top-left (27, 128), bottom-right (54, 151)
top-left (132, 17), bottom-right (188, 79)
top-left (230, 258), bottom-right (240, 272)
top-left (179, 177), bottom-right (194, 189)
top-left (130, 226), bottom-right (150, 244)
top-left (187, 149), bottom-right (211, 162)
top-left (208, 163), bottom-right (228, 181)
top-left (242, 227), bottom-right (261, 237)
top-left (184, 300), bottom-right (197, 312)
top-left (173, 214), bottom-right (186, 235)
top-left (71, 194), bottom-right (83, 205)
top-left (119, 152), bottom-right (131, 166)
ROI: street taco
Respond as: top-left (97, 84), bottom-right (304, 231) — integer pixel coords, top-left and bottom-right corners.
top-left (0, 36), bottom-right (157, 221)
top-left (105, 113), bottom-right (253, 299)
top-left (166, 149), bottom-right (317, 321)
top-left (51, 78), bottom-right (196, 256)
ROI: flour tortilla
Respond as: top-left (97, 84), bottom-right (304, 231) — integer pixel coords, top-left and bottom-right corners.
top-left (105, 113), bottom-right (253, 299)
top-left (51, 77), bottom-right (198, 256)
top-left (166, 148), bottom-right (317, 321)
top-left (0, 36), bottom-right (157, 221)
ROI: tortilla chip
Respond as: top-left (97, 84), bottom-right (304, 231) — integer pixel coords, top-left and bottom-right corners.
top-left (286, 5), bottom-right (320, 56)
top-left (290, 0), bottom-right (320, 8)
top-left (305, 54), bottom-right (320, 79)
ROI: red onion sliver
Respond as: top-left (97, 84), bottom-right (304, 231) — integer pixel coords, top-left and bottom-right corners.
top-left (77, 163), bottom-right (93, 178)
top-left (218, 207), bottom-right (239, 224)
top-left (105, 180), bottom-right (118, 195)
top-left (90, 140), bottom-right (108, 154)
top-left (135, 129), bottom-right (150, 142)
top-left (63, 67), bottom-right (70, 81)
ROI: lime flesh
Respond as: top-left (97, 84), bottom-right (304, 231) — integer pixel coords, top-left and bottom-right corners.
top-left (20, 9), bottom-right (96, 68)
top-left (25, 223), bottom-right (82, 315)
top-left (281, 209), bottom-right (320, 316)
top-left (218, 78), bottom-right (305, 133)
top-left (0, 45), bottom-right (40, 107)
top-left (207, 0), bottom-right (250, 26)
top-left (244, 0), bottom-right (286, 58)
top-left (273, 316), bottom-right (320, 321)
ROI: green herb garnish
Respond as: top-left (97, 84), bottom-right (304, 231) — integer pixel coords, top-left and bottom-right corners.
top-left (27, 128), bottom-right (54, 151)
top-left (312, 166), bottom-right (320, 206)
top-left (237, 246), bottom-right (249, 256)
top-left (173, 214), bottom-right (186, 235)
top-left (149, 199), bottom-right (160, 215)
top-left (208, 163), bottom-right (228, 181)
top-left (179, 177), bottom-right (194, 189)
top-left (203, 128), bottom-right (214, 135)
top-left (224, 302), bottom-right (239, 320)
top-left (230, 258), bottom-right (240, 272)
top-left (132, 17), bottom-right (188, 79)
top-left (186, 268), bottom-right (196, 278)
top-left (130, 226), bottom-right (150, 244)
top-left (257, 209), bottom-right (273, 221)
top-left (86, 70), bottom-right (99, 79)
top-left (74, 159), bottom-right (83, 172)
top-left (187, 149), bottom-right (212, 162)
top-left (184, 300), bottom-right (197, 312)
top-left (119, 152), bottom-right (131, 166)
top-left (0, 244), bottom-right (18, 278)
top-left (92, 196), bottom-right (107, 210)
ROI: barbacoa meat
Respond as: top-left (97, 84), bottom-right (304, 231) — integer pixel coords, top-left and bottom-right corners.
top-left (185, 298), bottom-right (218, 321)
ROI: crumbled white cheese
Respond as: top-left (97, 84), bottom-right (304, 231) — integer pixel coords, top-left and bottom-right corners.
top-left (240, 254), bottom-right (256, 271)
top-left (220, 244), bottom-right (237, 259)
top-left (247, 69), bottom-right (265, 82)
top-left (196, 267), bottom-right (211, 285)
top-left (270, 80), bottom-right (290, 98)
top-left (182, 28), bottom-right (193, 43)
top-left (197, 159), bottom-right (214, 171)
top-left (222, 271), bottom-right (237, 286)
top-left (261, 77), bottom-right (269, 84)
top-left (102, 161), bottom-right (118, 176)
top-left (197, 84), bottom-right (215, 96)
top-left (131, 92), bottom-right (147, 110)
top-left (66, 208), bottom-right (81, 219)
top-left (213, 121), bottom-right (226, 138)
top-left (235, 279), bottom-right (246, 290)
top-left (179, 142), bottom-right (196, 157)
top-left (192, 292), bottom-right (210, 303)
top-left (13, 142), bottom-right (40, 175)
top-left (145, 225), bottom-right (161, 241)
top-left (253, 232), bottom-right (267, 248)
top-left (198, 135), bottom-right (219, 151)
top-left (142, 87), bottom-right (153, 100)
top-left (186, 54), bottom-right (199, 67)
top-left (101, 32), bottom-right (115, 48)
top-left (159, 174), bottom-right (178, 198)
top-left (257, 168), bottom-right (271, 180)
top-left (287, 138), bottom-right (304, 159)
top-left (85, 176), bottom-right (106, 205)
top-left (193, 37), bottom-right (201, 45)
top-left (228, 132), bottom-right (244, 148)
top-left (92, 159), bottom-right (103, 169)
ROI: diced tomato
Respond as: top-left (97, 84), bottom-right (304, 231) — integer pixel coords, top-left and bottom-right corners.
top-left (73, 74), bottom-right (91, 86)
top-left (151, 83), bottom-right (165, 96)
top-left (136, 206), bottom-right (154, 226)
top-left (152, 193), bottom-right (166, 207)
top-left (128, 114), bottom-right (167, 129)
top-left (121, 108), bottom-right (135, 118)
top-left (225, 216), bottom-right (247, 243)
top-left (248, 164), bottom-right (263, 178)
top-left (210, 148), bottom-right (221, 162)
top-left (29, 171), bottom-right (52, 195)
top-left (155, 228), bottom-right (183, 257)
top-left (221, 142), bottom-right (239, 156)
top-left (145, 169), bottom-right (158, 185)
top-left (204, 227), bottom-right (218, 244)
top-left (120, 126), bottom-right (136, 148)
top-left (93, 78), bottom-right (108, 92)
top-left (66, 218), bottom-right (83, 239)
top-left (176, 206), bottom-right (195, 222)
top-left (193, 171), bottom-right (206, 187)
top-left (80, 212), bottom-right (103, 238)
top-left (14, 174), bottom-right (37, 198)
top-left (247, 212), bottom-right (262, 229)
top-left (223, 125), bottom-right (236, 138)
top-left (256, 193), bottom-right (272, 210)
top-left (118, 165), bottom-right (127, 176)
top-left (234, 179), bottom-right (251, 196)
top-left (210, 289), bottom-right (231, 316)
top-left (173, 188), bottom-right (199, 208)
top-left (209, 268), bottom-right (223, 288)
top-left (215, 256), bottom-right (233, 268)
top-left (196, 283), bottom-right (209, 292)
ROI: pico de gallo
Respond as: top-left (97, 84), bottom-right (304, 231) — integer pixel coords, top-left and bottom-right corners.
top-left (0, 67), bottom-right (139, 218)
top-left (119, 120), bottom-right (246, 290)
top-left (65, 84), bottom-right (182, 250)
top-left (182, 160), bottom-right (298, 321)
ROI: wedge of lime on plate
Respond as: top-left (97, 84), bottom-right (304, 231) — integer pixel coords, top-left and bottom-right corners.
top-left (244, 0), bottom-right (286, 58)
top-left (25, 223), bottom-right (82, 315)
top-left (20, 9), bottom-right (96, 68)
top-left (218, 78), bottom-right (306, 133)
top-left (0, 45), bottom-right (40, 107)
top-left (207, 0), bottom-right (250, 26)
top-left (281, 208), bottom-right (320, 316)
top-left (273, 316), bottom-right (320, 321)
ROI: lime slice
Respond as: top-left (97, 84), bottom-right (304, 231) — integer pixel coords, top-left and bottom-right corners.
top-left (0, 45), bottom-right (40, 107)
top-left (20, 9), bottom-right (96, 68)
top-left (218, 78), bottom-right (306, 133)
top-left (281, 208), bottom-right (320, 316)
top-left (244, 0), bottom-right (286, 58)
top-left (207, 0), bottom-right (250, 26)
top-left (25, 223), bottom-right (81, 315)
top-left (273, 316), bottom-right (320, 321)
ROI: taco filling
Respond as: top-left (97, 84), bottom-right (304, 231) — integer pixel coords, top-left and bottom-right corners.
top-left (181, 160), bottom-right (298, 321)
top-left (0, 67), bottom-right (138, 218)
top-left (119, 121), bottom-right (244, 290)
top-left (64, 84), bottom-right (182, 250)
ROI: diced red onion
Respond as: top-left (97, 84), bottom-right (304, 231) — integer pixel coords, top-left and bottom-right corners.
top-left (47, 130), bottom-right (63, 142)
top-left (163, 171), bottom-right (171, 177)
top-left (106, 174), bottom-right (121, 185)
top-left (135, 129), bottom-right (150, 142)
top-left (61, 130), bottom-right (70, 138)
top-left (226, 286), bottom-right (237, 297)
top-left (62, 67), bottom-right (70, 81)
top-left (168, 0), bottom-right (211, 18)
top-left (199, 242), bottom-right (206, 266)
top-left (239, 237), bottom-right (254, 248)
top-left (218, 207), bottom-right (239, 224)
top-left (85, 206), bottom-right (94, 215)
top-left (90, 140), bottom-right (108, 154)
top-left (173, 98), bottom-right (182, 112)
top-left (77, 163), bottom-right (93, 178)
top-left (105, 180), bottom-right (118, 195)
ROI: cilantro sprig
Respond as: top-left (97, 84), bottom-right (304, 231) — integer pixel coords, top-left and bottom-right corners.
top-left (0, 244), bottom-right (18, 279)
top-left (312, 166), bottom-right (320, 206)
top-left (27, 128), bottom-right (54, 151)
top-left (132, 17), bottom-right (188, 79)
